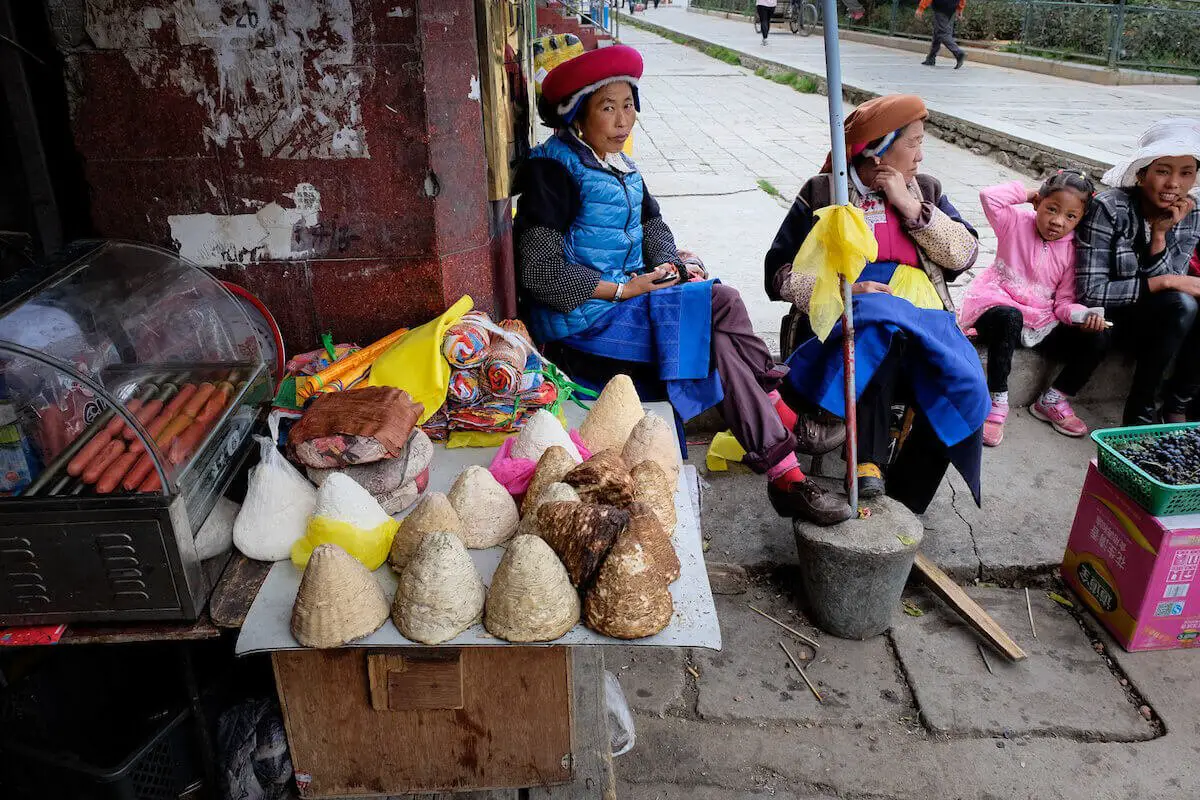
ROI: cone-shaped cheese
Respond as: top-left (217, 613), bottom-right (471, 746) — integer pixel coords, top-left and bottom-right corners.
top-left (485, 534), bottom-right (580, 642)
top-left (537, 502), bottom-right (630, 587)
top-left (448, 466), bottom-right (519, 548)
top-left (631, 460), bottom-right (677, 534)
top-left (391, 532), bottom-right (485, 645)
top-left (583, 530), bottom-right (673, 640)
top-left (517, 482), bottom-right (580, 538)
top-left (291, 544), bottom-right (390, 648)
top-left (622, 412), bottom-right (681, 481)
top-left (564, 449), bottom-right (635, 508)
top-left (511, 410), bottom-right (582, 465)
top-left (293, 473), bottom-right (399, 570)
top-left (579, 375), bottom-right (644, 453)
top-left (521, 445), bottom-right (579, 517)
top-left (626, 501), bottom-right (680, 583)
top-left (389, 492), bottom-right (465, 572)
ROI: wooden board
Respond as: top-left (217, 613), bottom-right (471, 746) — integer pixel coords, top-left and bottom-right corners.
top-left (54, 615), bottom-right (221, 646)
top-left (913, 552), bottom-right (1028, 662)
top-left (475, 0), bottom-right (513, 200)
top-left (210, 553), bottom-right (272, 629)
top-left (367, 649), bottom-right (465, 711)
top-left (273, 646), bottom-right (573, 797)
top-left (530, 647), bottom-right (615, 800)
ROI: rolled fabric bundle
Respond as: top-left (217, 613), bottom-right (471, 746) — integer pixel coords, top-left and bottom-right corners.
top-left (483, 320), bottom-right (535, 397)
top-left (447, 368), bottom-right (483, 406)
top-left (442, 312), bottom-right (493, 369)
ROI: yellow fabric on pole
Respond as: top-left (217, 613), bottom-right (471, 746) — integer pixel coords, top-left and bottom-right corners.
top-left (704, 430), bottom-right (747, 472)
top-left (369, 295), bottom-right (473, 424)
top-left (792, 204), bottom-right (878, 341)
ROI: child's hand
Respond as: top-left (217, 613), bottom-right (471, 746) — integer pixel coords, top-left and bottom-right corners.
top-left (1078, 312), bottom-right (1106, 333)
top-left (1026, 189), bottom-right (1039, 205)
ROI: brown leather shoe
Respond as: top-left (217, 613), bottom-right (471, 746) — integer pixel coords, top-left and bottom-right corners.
top-left (768, 479), bottom-right (854, 526)
top-left (794, 412), bottom-right (847, 456)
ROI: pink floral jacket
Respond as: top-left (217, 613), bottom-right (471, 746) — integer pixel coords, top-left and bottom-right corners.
top-left (959, 181), bottom-right (1088, 338)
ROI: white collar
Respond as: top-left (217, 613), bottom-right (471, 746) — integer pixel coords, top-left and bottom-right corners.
top-left (572, 130), bottom-right (633, 173)
top-left (849, 164), bottom-right (876, 199)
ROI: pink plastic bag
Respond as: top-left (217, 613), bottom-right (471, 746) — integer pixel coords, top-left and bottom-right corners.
top-left (488, 430), bottom-right (592, 499)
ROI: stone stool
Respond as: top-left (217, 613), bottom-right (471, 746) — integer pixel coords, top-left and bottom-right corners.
top-left (793, 496), bottom-right (924, 639)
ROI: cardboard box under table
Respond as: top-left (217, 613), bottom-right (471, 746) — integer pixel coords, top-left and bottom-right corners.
top-left (1062, 461), bottom-right (1200, 653)
top-left (237, 402), bottom-right (721, 798)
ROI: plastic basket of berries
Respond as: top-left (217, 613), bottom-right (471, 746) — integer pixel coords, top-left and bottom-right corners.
top-left (1091, 423), bottom-right (1200, 516)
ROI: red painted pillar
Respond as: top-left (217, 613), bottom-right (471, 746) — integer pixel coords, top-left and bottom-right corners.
top-left (56, 0), bottom-right (503, 351)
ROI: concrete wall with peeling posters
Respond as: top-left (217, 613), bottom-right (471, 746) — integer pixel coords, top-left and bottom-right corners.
top-left (50, 0), bottom-right (496, 349)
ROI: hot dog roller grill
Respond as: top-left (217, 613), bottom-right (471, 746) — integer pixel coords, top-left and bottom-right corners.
top-left (0, 241), bottom-right (271, 625)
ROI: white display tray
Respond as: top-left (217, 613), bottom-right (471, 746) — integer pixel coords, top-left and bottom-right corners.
top-left (236, 402), bottom-right (721, 653)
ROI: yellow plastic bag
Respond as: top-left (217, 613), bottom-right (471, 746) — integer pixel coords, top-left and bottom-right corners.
top-left (369, 295), bottom-right (473, 424)
top-left (705, 430), bottom-right (747, 472)
top-left (888, 264), bottom-right (944, 310)
top-left (291, 516), bottom-right (399, 571)
top-left (447, 430), bottom-right (513, 449)
top-left (792, 205), bottom-right (878, 341)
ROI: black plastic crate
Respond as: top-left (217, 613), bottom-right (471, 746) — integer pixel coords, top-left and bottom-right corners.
top-left (1, 707), bottom-right (201, 800)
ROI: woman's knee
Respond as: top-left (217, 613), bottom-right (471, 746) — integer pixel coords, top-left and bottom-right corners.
top-left (710, 283), bottom-right (746, 315)
top-left (1147, 290), bottom-right (1199, 331)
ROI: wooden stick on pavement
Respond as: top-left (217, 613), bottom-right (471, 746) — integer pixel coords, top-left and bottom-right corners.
top-left (1025, 587), bottom-right (1038, 639)
top-left (749, 604), bottom-right (821, 649)
top-left (912, 553), bottom-right (1028, 661)
top-left (779, 641), bottom-right (823, 703)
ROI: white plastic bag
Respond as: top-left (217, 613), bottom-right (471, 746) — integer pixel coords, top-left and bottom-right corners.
top-left (233, 413), bottom-right (317, 561)
top-left (604, 670), bottom-right (636, 757)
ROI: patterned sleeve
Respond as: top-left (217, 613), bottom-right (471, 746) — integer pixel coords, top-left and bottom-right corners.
top-left (517, 226), bottom-right (601, 314)
top-left (642, 216), bottom-right (684, 268)
top-left (905, 188), bottom-right (979, 274)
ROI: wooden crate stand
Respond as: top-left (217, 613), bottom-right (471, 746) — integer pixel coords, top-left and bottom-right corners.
top-left (273, 645), bottom-right (612, 798)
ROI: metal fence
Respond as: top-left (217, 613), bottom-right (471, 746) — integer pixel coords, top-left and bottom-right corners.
top-left (691, 0), bottom-right (1200, 73)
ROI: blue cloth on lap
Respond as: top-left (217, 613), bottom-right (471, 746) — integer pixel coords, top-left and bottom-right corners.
top-left (561, 279), bottom-right (724, 421)
top-left (784, 292), bottom-right (988, 502)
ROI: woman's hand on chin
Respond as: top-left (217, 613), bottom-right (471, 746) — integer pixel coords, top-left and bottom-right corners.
top-left (872, 165), bottom-right (922, 220)
top-left (852, 281), bottom-right (893, 296)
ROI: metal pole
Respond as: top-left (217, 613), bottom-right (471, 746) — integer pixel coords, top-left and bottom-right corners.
top-left (1108, 0), bottom-right (1127, 69)
top-left (890, 0), bottom-right (899, 35)
top-left (821, 0), bottom-right (858, 515)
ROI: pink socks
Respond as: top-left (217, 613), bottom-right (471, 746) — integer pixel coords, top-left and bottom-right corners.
top-left (768, 390), bottom-right (799, 431)
top-left (767, 452), bottom-right (806, 489)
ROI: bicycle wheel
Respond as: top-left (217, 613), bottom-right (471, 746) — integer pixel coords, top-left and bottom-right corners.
top-left (753, 15), bottom-right (761, 34)
top-left (789, 5), bottom-right (801, 33)
top-left (799, 3), bottom-right (818, 35)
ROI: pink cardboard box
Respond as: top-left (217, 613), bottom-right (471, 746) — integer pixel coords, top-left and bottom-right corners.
top-left (1061, 461), bottom-right (1200, 652)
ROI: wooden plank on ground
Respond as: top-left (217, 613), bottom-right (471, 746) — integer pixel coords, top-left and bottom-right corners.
top-left (56, 615), bottom-right (221, 646)
top-left (529, 646), bottom-right (615, 800)
top-left (210, 553), bottom-right (272, 629)
top-left (913, 552), bottom-right (1028, 662)
top-left (274, 646), bottom-right (573, 797)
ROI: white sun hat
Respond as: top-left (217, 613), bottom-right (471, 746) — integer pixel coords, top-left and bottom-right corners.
top-left (1103, 117), bottom-right (1200, 188)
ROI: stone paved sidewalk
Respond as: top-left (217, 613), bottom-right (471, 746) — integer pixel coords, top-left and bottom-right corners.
top-left (631, 3), bottom-right (1200, 173)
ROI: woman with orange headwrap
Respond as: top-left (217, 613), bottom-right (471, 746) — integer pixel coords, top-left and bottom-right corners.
top-left (764, 94), bottom-right (987, 513)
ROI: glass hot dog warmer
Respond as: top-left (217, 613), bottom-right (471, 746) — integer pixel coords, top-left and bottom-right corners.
top-left (0, 241), bottom-right (270, 625)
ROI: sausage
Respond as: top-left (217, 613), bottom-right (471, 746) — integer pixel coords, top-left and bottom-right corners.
top-left (122, 399), bottom-right (163, 441)
top-left (130, 406), bottom-right (181, 455)
top-left (160, 383), bottom-right (197, 419)
top-left (168, 421), bottom-right (203, 465)
top-left (156, 415), bottom-right (193, 449)
top-left (122, 453), bottom-right (155, 491)
top-left (181, 382), bottom-right (215, 418)
top-left (67, 430), bottom-right (113, 477)
top-left (195, 388), bottom-right (229, 426)
top-left (103, 398), bottom-right (142, 436)
top-left (138, 472), bottom-right (162, 493)
top-left (82, 440), bottom-right (125, 485)
top-left (97, 451), bottom-right (140, 494)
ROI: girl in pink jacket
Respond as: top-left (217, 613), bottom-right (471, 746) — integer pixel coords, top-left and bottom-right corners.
top-left (960, 172), bottom-right (1107, 446)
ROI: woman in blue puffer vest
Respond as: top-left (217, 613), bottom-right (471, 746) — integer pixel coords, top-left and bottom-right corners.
top-left (513, 45), bottom-right (849, 526)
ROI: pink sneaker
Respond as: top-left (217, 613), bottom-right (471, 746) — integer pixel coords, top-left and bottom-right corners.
top-left (1031, 396), bottom-right (1089, 437)
top-left (983, 402), bottom-right (1008, 447)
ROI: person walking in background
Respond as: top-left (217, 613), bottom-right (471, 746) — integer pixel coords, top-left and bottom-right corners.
top-left (917, 0), bottom-right (966, 69)
top-left (757, 0), bottom-right (777, 46)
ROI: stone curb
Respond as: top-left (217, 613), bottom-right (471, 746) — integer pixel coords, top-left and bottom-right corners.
top-left (623, 14), bottom-right (1113, 181)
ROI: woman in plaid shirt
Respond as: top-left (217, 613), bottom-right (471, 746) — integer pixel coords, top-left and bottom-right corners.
top-left (1074, 118), bottom-right (1200, 425)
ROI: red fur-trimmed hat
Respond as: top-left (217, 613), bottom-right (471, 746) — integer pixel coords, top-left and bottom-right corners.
top-left (541, 45), bottom-right (643, 125)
